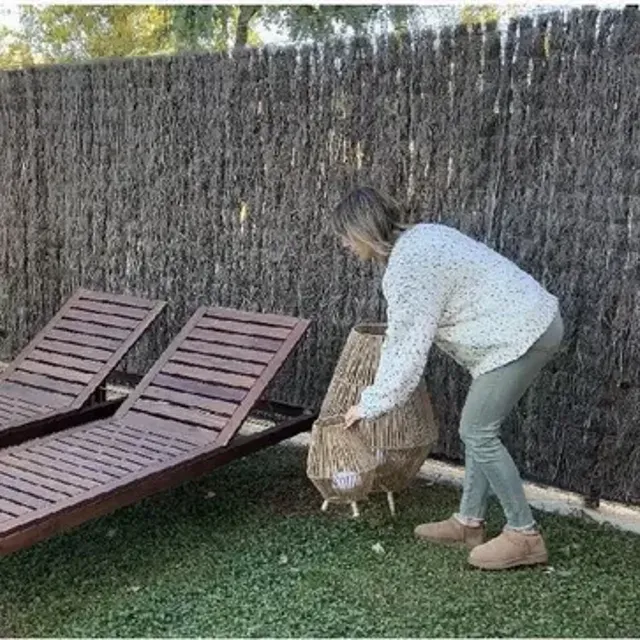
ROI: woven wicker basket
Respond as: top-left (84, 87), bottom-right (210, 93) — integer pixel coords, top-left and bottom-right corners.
top-left (306, 416), bottom-right (377, 517)
top-left (319, 323), bottom-right (438, 514)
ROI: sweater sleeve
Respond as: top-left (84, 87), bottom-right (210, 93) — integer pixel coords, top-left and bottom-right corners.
top-left (358, 252), bottom-right (447, 421)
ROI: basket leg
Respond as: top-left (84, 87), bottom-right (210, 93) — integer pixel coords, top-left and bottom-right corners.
top-left (386, 491), bottom-right (396, 517)
top-left (321, 500), bottom-right (329, 512)
top-left (351, 502), bottom-right (360, 518)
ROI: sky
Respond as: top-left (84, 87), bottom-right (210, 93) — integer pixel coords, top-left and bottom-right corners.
top-left (0, 5), bottom-right (19, 29)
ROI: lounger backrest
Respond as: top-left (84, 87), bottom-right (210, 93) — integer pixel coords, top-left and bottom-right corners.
top-left (0, 289), bottom-right (165, 411)
top-left (114, 306), bottom-right (310, 446)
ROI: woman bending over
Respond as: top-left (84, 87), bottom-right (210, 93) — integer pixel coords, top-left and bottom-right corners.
top-left (334, 186), bottom-right (563, 571)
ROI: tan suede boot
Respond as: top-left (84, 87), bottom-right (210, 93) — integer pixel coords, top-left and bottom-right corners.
top-left (414, 516), bottom-right (486, 549)
top-left (468, 530), bottom-right (548, 570)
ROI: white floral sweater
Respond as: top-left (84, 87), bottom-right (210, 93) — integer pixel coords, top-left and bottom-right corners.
top-left (358, 223), bottom-right (560, 420)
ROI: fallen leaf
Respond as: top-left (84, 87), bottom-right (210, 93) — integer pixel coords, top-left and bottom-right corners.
top-left (372, 542), bottom-right (385, 555)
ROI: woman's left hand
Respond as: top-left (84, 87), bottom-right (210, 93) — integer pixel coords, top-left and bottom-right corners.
top-left (344, 405), bottom-right (363, 429)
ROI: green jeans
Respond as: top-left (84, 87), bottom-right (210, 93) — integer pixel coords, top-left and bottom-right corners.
top-left (457, 311), bottom-right (564, 530)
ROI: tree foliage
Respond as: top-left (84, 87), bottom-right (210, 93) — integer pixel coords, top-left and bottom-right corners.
top-left (259, 5), bottom-right (415, 41)
top-left (0, 4), bottom-right (505, 70)
top-left (0, 25), bottom-right (36, 69)
top-left (17, 5), bottom-right (177, 63)
top-left (0, 4), bottom-right (259, 68)
top-left (459, 5), bottom-right (506, 27)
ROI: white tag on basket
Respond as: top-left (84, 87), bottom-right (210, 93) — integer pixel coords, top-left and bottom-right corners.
top-left (331, 470), bottom-right (361, 491)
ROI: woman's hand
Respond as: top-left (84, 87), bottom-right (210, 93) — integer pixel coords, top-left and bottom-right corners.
top-left (344, 404), bottom-right (363, 429)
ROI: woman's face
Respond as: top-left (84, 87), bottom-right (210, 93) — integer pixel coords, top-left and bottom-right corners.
top-left (340, 234), bottom-right (373, 261)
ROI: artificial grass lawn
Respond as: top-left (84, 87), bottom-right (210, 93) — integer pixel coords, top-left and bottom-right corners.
top-left (1, 443), bottom-right (640, 638)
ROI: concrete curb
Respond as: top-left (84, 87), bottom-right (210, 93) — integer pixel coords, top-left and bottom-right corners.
top-left (238, 418), bottom-right (640, 537)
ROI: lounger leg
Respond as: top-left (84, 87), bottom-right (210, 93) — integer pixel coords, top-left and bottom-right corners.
top-left (321, 500), bottom-right (329, 512)
top-left (89, 384), bottom-right (107, 406)
top-left (351, 501), bottom-right (360, 518)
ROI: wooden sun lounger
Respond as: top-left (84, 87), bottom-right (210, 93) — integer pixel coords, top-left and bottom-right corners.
top-left (0, 289), bottom-right (166, 448)
top-left (0, 306), bottom-right (314, 556)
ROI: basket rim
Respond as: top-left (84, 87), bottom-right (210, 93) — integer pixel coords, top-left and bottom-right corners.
top-left (312, 414), bottom-right (347, 429)
top-left (353, 323), bottom-right (386, 336)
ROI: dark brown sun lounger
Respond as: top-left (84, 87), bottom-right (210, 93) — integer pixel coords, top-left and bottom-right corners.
top-left (0, 305), bottom-right (313, 555)
top-left (0, 289), bottom-right (166, 448)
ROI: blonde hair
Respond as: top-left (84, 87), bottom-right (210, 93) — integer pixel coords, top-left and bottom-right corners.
top-left (331, 187), bottom-right (409, 261)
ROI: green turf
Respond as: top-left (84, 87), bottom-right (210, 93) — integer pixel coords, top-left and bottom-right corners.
top-left (1, 443), bottom-right (640, 637)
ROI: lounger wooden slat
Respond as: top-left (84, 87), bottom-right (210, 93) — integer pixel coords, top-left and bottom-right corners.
top-left (33, 442), bottom-right (132, 478)
top-left (115, 414), bottom-right (213, 447)
top-left (197, 317), bottom-right (292, 340)
top-left (150, 374), bottom-right (247, 403)
top-left (169, 351), bottom-right (265, 377)
top-left (55, 320), bottom-right (130, 341)
top-left (180, 340), bottom-right (273, 364)
top-left (76, 290), bottom-right (159, 310)
top-left (36, 340), bottom-right (113, 362)
top-left (63, 310), bottom-right (142, 331)
top-left (161, 362), bottom-right (257, 389)
top-left (0, 461), bottom-right (85, 497)
top-left (142, 383), bottom-right (244, 413)
top-left (0, 289), bottom-right (166, 448)
top-left (0, 404), bottom-right (33, 421)
top-left (8, 371), bottom-right (85, 396)
top-left (0, 381), bottom-right (74, 410)
top-left (0, 482), bottom-right (53, 510)
top-left (45, 330), bottom-right (122, 351)
top-left (0, 392), bottom-right (44, 413)
top-left (12, 449), bottom-right (113, 485)
top-left (91, 423), bottom-right (186, 457)
top-left (3, 452), bottom-right (102, 490)
top-left (69, 430), bottom-right (169, 465)
top-left (203, 307), bottom-right (300, 329)
top-left (0, 471), bottom-right (67, 503)
top-left (190, 328), bottom-right (282, 353)
top-left (69, 301), bottom-right (150, 320)
top-left (28, 350), bottom-right (104, 374)
top-left (17, 361), bottom-right (94, 386)
top-left (0, 394), bottom-right (41, 418)
top-left (0, 498), bottom-right (33, 518)
top-left (0, 305), bottom-right (313, 556)
top-left (131, 399), bottom-right (228, 430)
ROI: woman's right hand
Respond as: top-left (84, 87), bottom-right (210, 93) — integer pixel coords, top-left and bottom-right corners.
top-left (344, 405), bottom-right (363, 429)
